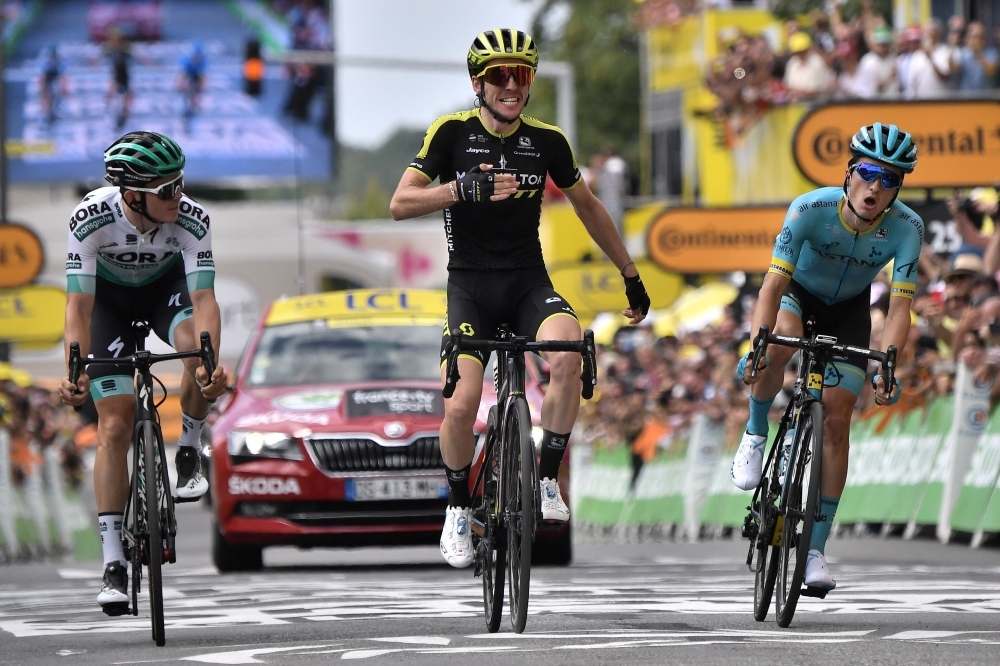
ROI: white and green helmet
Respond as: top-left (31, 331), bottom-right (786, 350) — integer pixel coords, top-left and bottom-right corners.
top-left (104, 131), bottom-right (185, 187)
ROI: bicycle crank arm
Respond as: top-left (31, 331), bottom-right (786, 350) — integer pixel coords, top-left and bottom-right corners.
top-left (470, 517), bottom-right (486, 537)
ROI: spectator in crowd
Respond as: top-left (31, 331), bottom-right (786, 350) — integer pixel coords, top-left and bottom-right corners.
top-left (836, 38), bottom-right (876, 99)
top-left (784, 32), bottom-right (835, 101)
top-left (905, 19), bottom-right (953, 98)
top-left (857, 26), bottom-right (899, 97)
top-left (895, 27), bottom-right (922, 97)
top-left (953, 21), bottom-right (998, 92)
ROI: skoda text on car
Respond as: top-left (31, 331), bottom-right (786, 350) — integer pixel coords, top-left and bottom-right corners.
top-left (209, 288), bottom-right (572, 570)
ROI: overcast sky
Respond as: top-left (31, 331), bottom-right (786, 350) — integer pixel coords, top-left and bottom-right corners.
top-left (334, 0), bottom-right (544, 148)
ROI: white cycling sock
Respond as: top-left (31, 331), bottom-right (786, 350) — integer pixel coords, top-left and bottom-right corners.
top-left (177, 413), bottom-right (205, 451)
top-left (98, 512), bottom-right (125, 567)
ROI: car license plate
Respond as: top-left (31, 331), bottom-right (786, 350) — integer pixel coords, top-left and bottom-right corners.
top-left (345, 477), bottom-right (447, 501)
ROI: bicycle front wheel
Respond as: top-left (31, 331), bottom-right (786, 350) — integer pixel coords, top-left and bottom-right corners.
top-left (479, 407), bottom-right (505, 633)
top-left (141, 420), bottom-right (166, 646)
top-left (505, 397), bottom-right (534, 634)
top-left (775, 401), bottom-right (824, 628)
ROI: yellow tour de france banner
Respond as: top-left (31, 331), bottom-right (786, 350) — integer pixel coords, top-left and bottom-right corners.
top-left (548, 260), bottom-right (684, 319)
top-left (0, 286), bottom-right (67, 346)
top-left (793, 100), bottom-right (1000, 189)
top-left (646, 206), bottom-right (786, 274)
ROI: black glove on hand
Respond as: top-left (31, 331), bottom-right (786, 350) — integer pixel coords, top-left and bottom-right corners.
top-left (455, 165), bottom-right (495, 203)
top-left (623, 274), bottom-right (651, 316)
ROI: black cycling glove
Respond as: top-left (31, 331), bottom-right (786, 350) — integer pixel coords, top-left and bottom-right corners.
top-left (623, 274), bottom-right (651, 316)
top-left (455, 165), bottom-right (495, 203)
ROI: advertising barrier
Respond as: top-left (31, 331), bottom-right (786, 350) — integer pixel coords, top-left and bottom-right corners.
top-left (573, 392), bottom-right (1000, 545)
top-left (646, 206), bottom-right (786, 273)
top-left (0, 430), bottom-right (100, 563)
top-left (793, 100), bottom-right (1000, 189)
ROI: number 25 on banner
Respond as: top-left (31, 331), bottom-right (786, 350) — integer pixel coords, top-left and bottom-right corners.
top-left (0, 224), bottom-right (44, 288)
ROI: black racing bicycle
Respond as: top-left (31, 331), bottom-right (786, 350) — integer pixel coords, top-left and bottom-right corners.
top-left (742, 319), bottom-right (895, 628)
top-left (69, 321), bottom-right (216, 647)
top-left (442, 326), bottom-right (596, 634)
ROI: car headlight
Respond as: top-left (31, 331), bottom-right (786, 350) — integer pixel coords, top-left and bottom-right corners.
top-left (228, 430), bottom-right (303, 461)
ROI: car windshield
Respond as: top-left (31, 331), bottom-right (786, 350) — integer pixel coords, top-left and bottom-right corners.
top-left (247, 322), bottom-right (442, 386)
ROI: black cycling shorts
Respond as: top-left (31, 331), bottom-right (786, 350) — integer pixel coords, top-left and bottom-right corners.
top-left (441, 267), bottom-right (579, 367)
top-left (88, 261), bottom-right (193, 400)
top-left (779, 278), bottom-right (871, 395)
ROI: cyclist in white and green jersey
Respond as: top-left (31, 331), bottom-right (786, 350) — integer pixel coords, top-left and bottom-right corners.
top-left (58, 131), bottom-right (227, 615)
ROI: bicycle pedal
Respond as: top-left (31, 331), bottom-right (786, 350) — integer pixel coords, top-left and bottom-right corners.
top-left (800, 586), bottom-right (829, 599)
top-left (470, 517), bottom-right (486, 537)
top-left (101, 602), bottom-right (131, 617)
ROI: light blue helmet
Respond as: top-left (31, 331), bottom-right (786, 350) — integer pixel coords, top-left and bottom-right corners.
top-left (849, 122), bottom-right (918, 174)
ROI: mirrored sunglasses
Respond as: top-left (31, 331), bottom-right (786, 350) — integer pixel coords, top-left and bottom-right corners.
top-left (852, 163), bottom-right (902, 190)
top-left (481, 64), bottom-right (535, 87)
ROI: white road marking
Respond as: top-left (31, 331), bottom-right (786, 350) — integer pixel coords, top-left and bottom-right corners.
top-left (180, 645), bottom-right (337, 664)
top-left (4, 565), bottom-right (1000, 640)
top-left (371, 636), bottom-right (450, 645)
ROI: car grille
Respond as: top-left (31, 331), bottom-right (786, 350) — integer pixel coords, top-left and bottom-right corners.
top-left (307, 436), bottom-right (443, 473)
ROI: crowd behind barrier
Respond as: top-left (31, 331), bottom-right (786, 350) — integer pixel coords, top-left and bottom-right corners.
top-left (705, 3), bottom-right (999, 142)
top-left (0, 368), bottom-right (100, 564)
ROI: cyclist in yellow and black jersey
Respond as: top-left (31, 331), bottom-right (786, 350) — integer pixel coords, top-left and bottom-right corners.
top-left (391, 28), bottom-right (651, 568)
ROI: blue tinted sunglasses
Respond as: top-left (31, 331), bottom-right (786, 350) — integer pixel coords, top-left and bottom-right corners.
top-left (852, 163), bottom-right (902, 190)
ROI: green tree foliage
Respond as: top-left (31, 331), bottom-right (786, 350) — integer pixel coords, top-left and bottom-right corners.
top-left (527, 0), bottom-right (641, 169)
top-left (343, 176), bottom-right (391, 220)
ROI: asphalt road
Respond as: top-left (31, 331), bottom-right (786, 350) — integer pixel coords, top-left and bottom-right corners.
top-left (1, 500), bottom-right (999, 665)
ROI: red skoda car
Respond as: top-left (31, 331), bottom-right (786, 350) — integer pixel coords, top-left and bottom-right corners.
top-left (209, 289), bottom-right (571, 570)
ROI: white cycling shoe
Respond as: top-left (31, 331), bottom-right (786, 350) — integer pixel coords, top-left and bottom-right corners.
top-left (540, 478), bottom-right (570, 522)
top-left (440, 506), bottom-right (474, 568)
top-left (97, 561), bottom-right (130, 616)
top-left (731, 431), bottom-right (767, 490)
top-left (804, 549), bottom-right (837, 590)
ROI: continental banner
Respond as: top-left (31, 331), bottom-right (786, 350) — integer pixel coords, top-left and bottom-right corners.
top-left (793, 100), bottom-right (1000, 189)
top-left (646, 207), bottom-right (785, 273)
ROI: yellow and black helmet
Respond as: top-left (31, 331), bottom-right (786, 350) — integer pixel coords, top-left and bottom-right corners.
top-left (467, 29), bottom-right (538, 78)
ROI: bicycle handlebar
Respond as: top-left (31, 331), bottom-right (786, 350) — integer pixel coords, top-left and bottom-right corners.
top-left (442, 329), bottom-right (598, 401)
top-left (750, 325), bottom-right (897, 400)
top-left (67, 332), bottom-right (217, 397)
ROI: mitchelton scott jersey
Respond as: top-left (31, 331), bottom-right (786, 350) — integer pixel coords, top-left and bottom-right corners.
top-left (65, 187), bottom-right (215, 295)
top-left (408, 109), bottom-right (582, 270)
top-left (768, 187), bottom-right (923, 304)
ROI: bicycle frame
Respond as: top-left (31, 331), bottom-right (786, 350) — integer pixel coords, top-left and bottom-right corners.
top-left (68, 322), bottom-right (215, 638)
top-left (745, 319), bottom-right (897, 557)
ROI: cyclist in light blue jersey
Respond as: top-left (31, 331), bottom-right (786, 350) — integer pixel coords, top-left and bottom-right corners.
top-left (732, 123), bottom-right (922, 591)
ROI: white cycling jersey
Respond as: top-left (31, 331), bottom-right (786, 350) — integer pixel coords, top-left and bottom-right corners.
top-left (65, 187), bottom-right (215, 295)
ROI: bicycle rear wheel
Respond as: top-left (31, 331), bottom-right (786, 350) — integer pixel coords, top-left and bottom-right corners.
top-left (775, 401), bottom-right (823, 628)
top-left (479, 408), bottom-right (505, 633)
top-left (141, 420), bottom-right (166, 646)
top-left (505, 397), bottom-right (534, 634)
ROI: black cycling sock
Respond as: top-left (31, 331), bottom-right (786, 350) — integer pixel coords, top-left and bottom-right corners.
top-left (445, 463), bottom-right (472, 508)
top-left (539, 430), bottom-right (570, 480)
